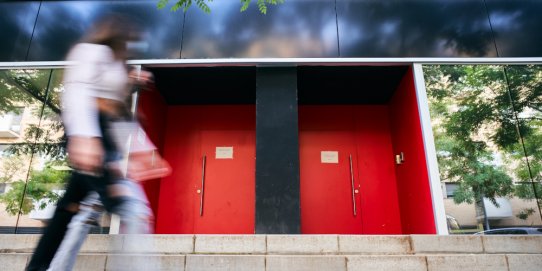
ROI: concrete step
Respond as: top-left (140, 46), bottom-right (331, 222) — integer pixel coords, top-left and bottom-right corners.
top-left (2, 253), bottom-right (542, 271)
top-left (1, 235), bottom-right (541, 270)
top-left (2, 234), bottom-right (541, 255)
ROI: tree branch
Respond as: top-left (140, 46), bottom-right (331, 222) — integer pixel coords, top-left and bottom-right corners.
top-left (1, 73), bottom-right (61, 115)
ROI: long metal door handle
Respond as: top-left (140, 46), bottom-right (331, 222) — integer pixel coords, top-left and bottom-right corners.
top-left (349, 154), bottom-right (357, 216)
top-left (200, 155), bottom-right (206, 216)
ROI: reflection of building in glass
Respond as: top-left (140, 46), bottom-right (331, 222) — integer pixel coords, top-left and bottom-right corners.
top-left (0, 69), bottom-right (71, 233)
top-left (426, 64), bottom-right (542, 233)
top-left (0, 108), bottom-right (24, 137)
top-left (0, 105), bottom-right (51, 231)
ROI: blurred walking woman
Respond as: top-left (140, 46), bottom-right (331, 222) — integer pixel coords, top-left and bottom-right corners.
top-left (26, 15), bottom-right (151, 271)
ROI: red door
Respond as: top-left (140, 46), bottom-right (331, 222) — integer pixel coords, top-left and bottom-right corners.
top-left (194, 130), bottom-right (255, 233)
top-left (156, 106), bottom-right (255, 234)
top-left (299, 106), bottom-right (363, 234)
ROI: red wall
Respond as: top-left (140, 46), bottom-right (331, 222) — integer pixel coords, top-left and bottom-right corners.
top-left (137, 87), bottom-right (168, 230)
top-left (389, 67), bottom-right (436, 234)
top-left (139, 66), bottom-right (436, 234)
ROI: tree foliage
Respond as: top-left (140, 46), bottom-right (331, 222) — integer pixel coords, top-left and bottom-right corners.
top-left (0, 155), bottom-right (25, 184)
top-left (0, 163), bottom-right (69, 215)
top-left (424, 64), bottom-right (542, 218)
top-left (157, 0), bottom-right (284, 14)
top-left (0, 69), bottom-right (65, 159)
top-left (0, 69), bottom-right (67, 216)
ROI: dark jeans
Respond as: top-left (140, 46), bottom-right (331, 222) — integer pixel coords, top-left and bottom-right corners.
top-left (25, 171), bottom-right (122, 271)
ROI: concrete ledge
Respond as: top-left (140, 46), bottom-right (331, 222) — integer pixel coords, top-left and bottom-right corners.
top-left (186, 255), bottom-right (265, 271)
top-left (267, 255), bottom-right (346, 271)
top-left (483, 236), bottom-right (542, 254)
top-left (123, 234), bottom-right (194, 254)
top-left (195, 235), bottom-right (265, 254)
top-left (267, 235), bottom-right (339, 254)
top-left (106, 254), bottom-right (185, 271)
top-left (339, 235), bottom-right (411, 254)
top-left (74, 254), bottom-right (107, 271)
top-left (347, 255), bottom-right (427, 271)
top-left (81, 235), bottom-right (123, 253)
top-left (0, 234), bottom-right (38, 252)
top-left (0, 253), bottom-right (29, 270)
top-left (507, 254), bottom-right (542, 271)
top-left (426, 255), bottom-right (508, 271)
top-left (411, 235), bottom-right (483, 254)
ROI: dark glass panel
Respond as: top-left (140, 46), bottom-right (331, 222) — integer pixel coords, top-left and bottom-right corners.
top-left (27, 1), bottom-right (183, 61)
top-left (181, 0), bottom-right (338, 58)
top-left (0, 2), bottom-right (40, 61)
top-left (338, 0), bottom-right (496, 57)
top-left (485, 0), bottom-right (542, 57)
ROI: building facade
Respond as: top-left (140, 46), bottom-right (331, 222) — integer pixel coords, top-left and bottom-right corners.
top-left (1, 0), bottom-right (542, 235)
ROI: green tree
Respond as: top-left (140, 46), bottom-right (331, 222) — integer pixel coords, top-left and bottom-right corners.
top-left (0, 155), bottom-right (25, 184)
top-left (157, 0), bottom-right (284, 14)
top-left (0, 69), bottom-right (67, 216)
top-left (424, 64), bottom-right (542, 223)
top-left (0, 163), bottom-right (69, 215)
top-left (0, 69), bottom-right (65, 160)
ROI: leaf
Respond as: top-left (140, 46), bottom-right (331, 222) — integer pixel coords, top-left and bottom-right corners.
top-left (157, 0), bottom-right (169, 9)
top-left (257, 0), bottom-right (267, 14)
top-left (196, 0), bottom-right (211, 13)
top-left (240, 0), bottom-right (250, 12)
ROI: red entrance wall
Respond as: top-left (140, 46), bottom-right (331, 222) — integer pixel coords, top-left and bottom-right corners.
top-left (155, 105), bottom-right (256, 234)
top-left (137, 88), bottom-right (168, 229)
top-left (389, 67), bottom-right (436, 234)
top-left (298, 67), bottom-right (436, 234)
top-left (137, 66), bottom-right (436, 234)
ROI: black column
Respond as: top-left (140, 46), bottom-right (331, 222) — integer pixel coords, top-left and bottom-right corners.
top-left (255, 67), bottom-right (300, 234)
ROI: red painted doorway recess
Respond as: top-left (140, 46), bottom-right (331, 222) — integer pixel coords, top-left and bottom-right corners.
top-left (299, 68), bottom-right (436, 234)
top-left (155, 106), bottom-right (255, 234)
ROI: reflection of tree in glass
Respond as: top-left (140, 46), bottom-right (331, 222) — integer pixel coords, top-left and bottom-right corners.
top-left (0, 155), bottom-right (25, 184)
top-left (0, 161), bottom-right (68, 215)
top-left (424, 65), bottom-right (542, 221)
top-left (0, 69), bottom-right (67, 216)
top-left (0, 70), bottom-right (36, 115)
top-left (158, 0), bottom-right (284, 14)
top-left (504, 65), bottom-right (542, 218)
top-left (1, 69), bottom-right (65, 158)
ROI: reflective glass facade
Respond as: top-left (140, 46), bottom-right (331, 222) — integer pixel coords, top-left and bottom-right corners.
top-left (0, 68), bottom-right (110, 234)
top-left (1, 0), bottom-right (541, 61)
top-left (423, 64), bottom-right (542, 233)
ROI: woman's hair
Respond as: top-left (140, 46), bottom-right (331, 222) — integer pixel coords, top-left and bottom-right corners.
top-left (81, 14), bottom-right (138, 58)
